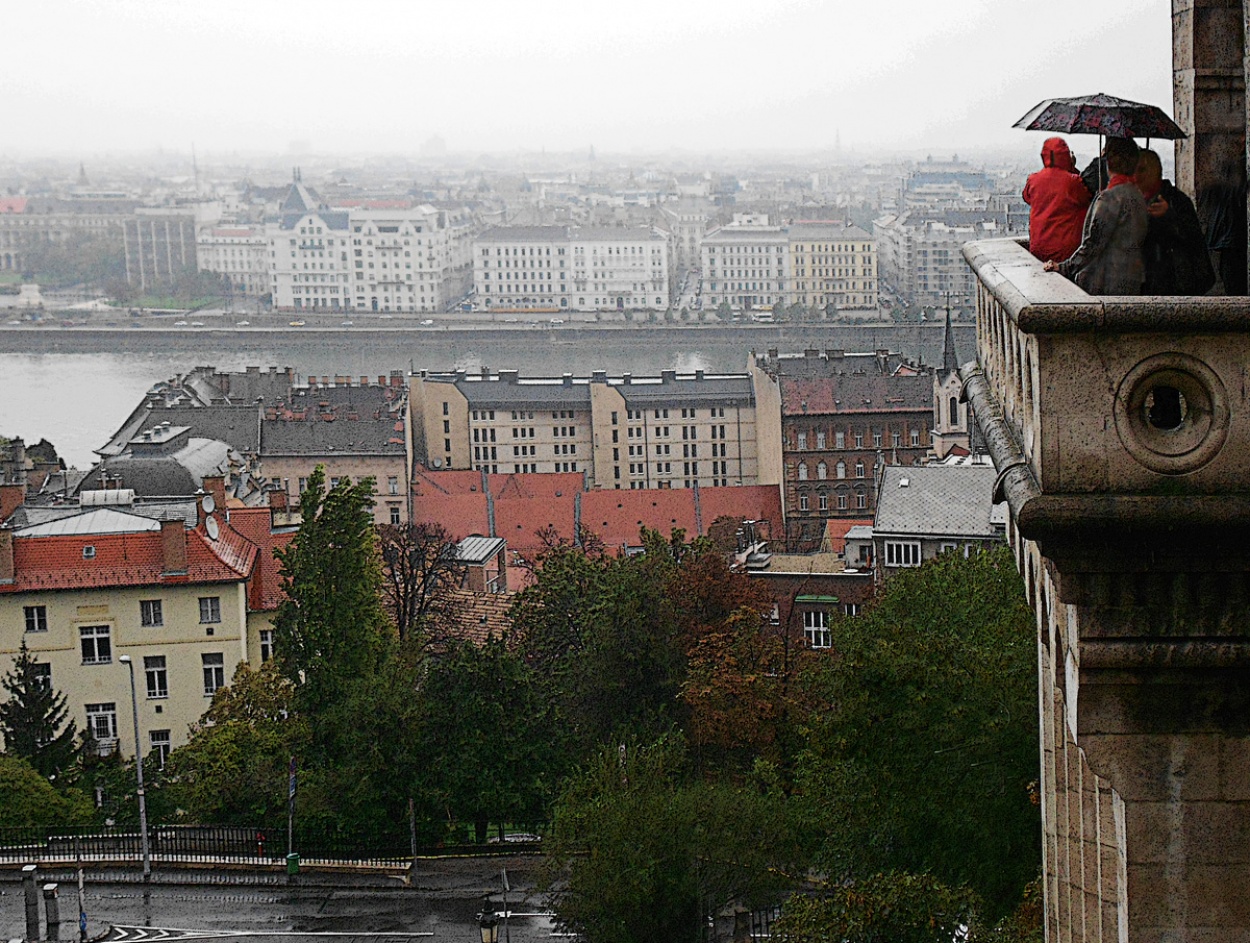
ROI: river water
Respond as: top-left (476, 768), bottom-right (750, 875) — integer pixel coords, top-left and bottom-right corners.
top-left (0, 322), bottom-right (973, 468)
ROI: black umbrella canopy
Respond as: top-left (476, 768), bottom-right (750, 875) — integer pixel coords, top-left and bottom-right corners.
top-left (1014, 93), bottom-right (1186, 140)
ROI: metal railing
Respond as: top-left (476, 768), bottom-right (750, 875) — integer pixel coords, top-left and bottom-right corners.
top-left (0, 824), bottom-right (543, 871)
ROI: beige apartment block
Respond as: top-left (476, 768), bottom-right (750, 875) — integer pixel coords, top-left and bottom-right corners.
top-left (0, 506), bottom-right (264, 760)
top-left (411, 368), bottom-right (759, 490)
top-left (787, 222), bottom-right (878, 310)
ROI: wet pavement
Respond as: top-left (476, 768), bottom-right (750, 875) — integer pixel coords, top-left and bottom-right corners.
top-left (0, 856), bottom-right (568, 942)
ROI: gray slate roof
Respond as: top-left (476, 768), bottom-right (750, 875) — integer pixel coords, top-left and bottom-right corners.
top-left (873, 465), bottom-right (1004, 539)
top-left (261, 418), bottom-right (405, 456)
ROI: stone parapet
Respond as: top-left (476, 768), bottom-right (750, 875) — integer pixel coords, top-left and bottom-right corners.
top-left (963, 236), bottom-right (1250, 943)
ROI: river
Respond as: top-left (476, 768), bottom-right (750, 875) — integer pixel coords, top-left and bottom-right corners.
top-left (0, 322), bottom-right (974, 468)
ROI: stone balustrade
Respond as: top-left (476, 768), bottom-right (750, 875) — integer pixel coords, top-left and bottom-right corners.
top-left (962, 237), bottom-right (1250, 943)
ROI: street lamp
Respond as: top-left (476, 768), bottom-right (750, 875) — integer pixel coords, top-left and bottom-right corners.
top-left (116, 655), bottom-right (151, 881)
top-left (477, 900), bottom-right (499, 943)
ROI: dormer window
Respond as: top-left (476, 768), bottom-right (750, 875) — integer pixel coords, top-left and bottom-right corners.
top-left (83, 546), bottom-right (96, 559)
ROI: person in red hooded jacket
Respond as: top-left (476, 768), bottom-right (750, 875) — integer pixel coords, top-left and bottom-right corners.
top-left (1023, 137), bottom-right (1092, 263)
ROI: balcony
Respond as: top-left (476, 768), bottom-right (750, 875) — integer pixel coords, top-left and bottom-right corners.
top-left (960, 238), bottom-right (1250, 568)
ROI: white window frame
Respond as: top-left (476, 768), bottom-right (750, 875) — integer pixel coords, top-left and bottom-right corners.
top-left (803, 610), bottom-right (832, 649)
top-left (79, 625), bottom-right (112, 665)
top-left (150, 729), bottom-right (172, 768)
top-left (85, 702), bottom-right (118, 743)
top-left (144, 655), bottom-right (168, 699)
top-left (199, 597), bottom-right (221, 624)
top-left (202, 653), bottom-right (226, 696)
top-left (140, 599), bottom-right (163, 627)
top-left (885, 540), bottom-right (922, 567)
top-left (24, 605), bottom-right (48, 633)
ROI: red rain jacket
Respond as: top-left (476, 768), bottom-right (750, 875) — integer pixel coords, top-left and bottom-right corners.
top-left (1023, 138), bottom-right (1092, 263)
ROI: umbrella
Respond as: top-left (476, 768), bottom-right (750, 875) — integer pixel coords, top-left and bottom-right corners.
top-left (1013, 93), bottom-right (1186, 140)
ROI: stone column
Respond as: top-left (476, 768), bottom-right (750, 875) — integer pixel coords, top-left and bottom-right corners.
top-left (1172, 0), bottom-right (1244, 212)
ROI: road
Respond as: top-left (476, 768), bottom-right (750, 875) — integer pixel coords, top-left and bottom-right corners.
top-left (0, 857), bottom-right (565, 942)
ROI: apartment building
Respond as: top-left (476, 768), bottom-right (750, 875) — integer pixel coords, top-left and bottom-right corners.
top-left (787, 222), bottom-right (877, 310)
top-left (196, 226), bottom-right (270, 298)
top-left (410, 368), bottom-right (762, 490)
top-left (268, 181), bottom-right (352, 312)
top-left (751, 347), bottom-right (943, 551)
top-left (472, 225), bottom-right (670, 312)
top-left (700, 225), bottom-right (789, 310)
top-left (0, 490), bottom-right (292, 758)
top-left (123, 207), bottom-right (199, 292)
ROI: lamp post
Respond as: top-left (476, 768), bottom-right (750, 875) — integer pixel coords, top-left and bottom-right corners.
top-left (116, 656), bottom-right (151, 881)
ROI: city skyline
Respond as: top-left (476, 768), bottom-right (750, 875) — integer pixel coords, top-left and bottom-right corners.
top-left (7, 0), bottom-right (1171, 157)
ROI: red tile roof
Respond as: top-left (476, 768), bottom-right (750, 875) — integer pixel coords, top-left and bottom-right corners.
top-left (824, 517), bottom-right (874, 554)
top-left (412, 493), bottom-right (491, 539)
top-left (412, 465), bottom-right (485, 496)
top-left (780, 375), bottom-right (932, 415)
top-left (488, 471), bottom-right (583, 500)
top-left (580, 489), bottom-right (698, 549)
top-left (444, 589), bottom-right (514, 645)
top-left (226, 507), bottom-right (295, 611)
top-left (697, 485), bottom-right (784, 541)
top-left (2, 523), bottom-right (256, 594)
top-left (494, 492), bottom-right (577, 553)
top-left (0, 197), bottom-right (27, 215)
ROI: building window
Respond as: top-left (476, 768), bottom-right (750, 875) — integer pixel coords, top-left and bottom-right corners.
top-left (885, 540), bottom-right (922, 567)
top-left (799, 493), bottom-right (810, 511)
top-left (32, 662), bottom-right (51, 692)
top-left (144, 655), bottom-right (168, 699)
top-left (819, 493), bottom-right (829, 511)
top-left (844, 603), bottom-right (860, 617)
top-left (79, 625), bottom-right (111, 664)
top-left (150, 729), bottom-right (172, 768)
top-left (797, 431), bottom-right (807, 450)
top-left (140, 600), bottom-right (163, 627)
top-left (388, 476), bottom-right (399, 495)
top-left (797, 463), bottom-right (808, 481)
top-left (804, 610), bottom-right (831, 649)
top-left (836, 461), bottom-right (846, 479)
top-left (835, 431), bottom-right (845, 449)
top-left (202, 653), bottom-right (226, 696)
top-left (855, 461), bottom-right (865, 478)
top-left (911, 429), bottom-right (921, 446)
top-left (856, 492), bottom-right (868, 509)
top-left (816, 431), bottom-right (826, 449)
top-left (817, 462), bottom-right (827, 480)
top-left (23, 605), bottom-right (47, 633)
top-left (85, 703), bottom-right (118, 744)
top-left (260, 629), bottom-right (274, 662)
top-left (199, 597), bottom-right (221, 624)
top-left (837, 493), bottom-right (848, 510)
top-left (389, 506), bottom-right (401, 525)
top-left (873, 433), bottom-right (882, 448)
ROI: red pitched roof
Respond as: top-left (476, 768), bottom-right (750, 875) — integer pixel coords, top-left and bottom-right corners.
top-left (488, 471), bottom-right (582, 500)
top-left (580, 489), bottom-right (698, 549)
top-left (780, 375), bottom-right (932, 415)
top-left (412, 493), bottom-right (491, 539)
top-left (697, 485), bottom-right (784, 542)
top-left (412, 465), bottom-right (485, 496)
top-left (226, 507), bottom-right (295, 611)
top-left (494, 493), bottom-right (577, 553)
top-left (0, 197), bottom-right (27, 215)
top-left (824, 517), bottom-right (874, 554)
top-left (2, 524), bottom-right (255, 594)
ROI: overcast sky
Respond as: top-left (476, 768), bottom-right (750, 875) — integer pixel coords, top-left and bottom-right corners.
top-left (6, 0), bottom-right (1172, 158)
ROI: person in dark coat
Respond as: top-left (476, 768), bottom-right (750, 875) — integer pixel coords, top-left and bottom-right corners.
top-left (1023, 137), bottom-right (1092, 263)
top-left (1045, 137), bottom-right (1148, 295)
top-left (1199, 151), bottom-right (1247, 295)
top-left (1135, 148), bottom-right (1215, 295)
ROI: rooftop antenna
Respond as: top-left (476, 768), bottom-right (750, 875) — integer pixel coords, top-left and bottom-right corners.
top-left (192, 143), bottom-right (199, 194)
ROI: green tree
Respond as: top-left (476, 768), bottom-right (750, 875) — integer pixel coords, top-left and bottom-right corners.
top-left (773, 872), bottom-right (981, 943)
top-left (544, 733), bottom-right (803, 943)
top-left (796, 546), bottom-right (1040, 918)
top-left (715, 301), bottom-right (733, 322)
top-left (165, 662), bottom-right (307, 823)
top-left (273, 467), bottom-right (391, 715)
top-left (0, 639), bottom-right (80, 781)
top-left (0, 756), bottom-right (93, 828)
top-left (415, 637), bottom-right (556, 842)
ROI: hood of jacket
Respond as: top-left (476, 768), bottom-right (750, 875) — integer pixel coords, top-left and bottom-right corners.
top-left (1042, 137), bottom-right (1077, 173)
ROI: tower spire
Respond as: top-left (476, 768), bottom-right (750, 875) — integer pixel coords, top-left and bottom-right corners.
top-left (941, 299), bottom-right (958, 374)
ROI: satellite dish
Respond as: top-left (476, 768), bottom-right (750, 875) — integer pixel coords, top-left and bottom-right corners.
top-left (205, 516), bottom-right (220, 541)
top-left (202, 493), bottom-right (216, 514)
top-left (431, 458), bottom-right (444, 469)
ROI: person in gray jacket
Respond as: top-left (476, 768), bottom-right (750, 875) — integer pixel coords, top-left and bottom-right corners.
top-left (1045, 137), bottom-right (1148, 295)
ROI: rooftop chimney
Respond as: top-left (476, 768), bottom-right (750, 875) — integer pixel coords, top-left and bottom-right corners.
top-left (0, 529), bottom-right (13, 584)
top-left (160, 519), bottom-right (188, 576)
top-left (202, 476), bottom-right (227, 513)
top-left (661, 370), bottom-right (676, 383)
top-left (591, 370), bottom-right (607, 384)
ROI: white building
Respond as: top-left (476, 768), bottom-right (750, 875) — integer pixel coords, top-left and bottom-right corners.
top-left (197, 226), bottom-right (270, 298)
top-left (268, 183), bottom-right (480, 313)
top-left (701, 225), bottom-right (789, 310)
top-left (473, 225), bottom-right (670, 312)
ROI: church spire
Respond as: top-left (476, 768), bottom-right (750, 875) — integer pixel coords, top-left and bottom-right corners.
top-left (942, 302), bottom-right (958, 374)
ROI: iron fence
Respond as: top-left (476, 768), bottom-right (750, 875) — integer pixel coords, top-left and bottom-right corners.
top-left (0, 823), bottom-right (543, 870)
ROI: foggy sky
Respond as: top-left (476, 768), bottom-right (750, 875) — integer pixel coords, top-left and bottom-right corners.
top-left (6, 0), bottom-right (1172, 158)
